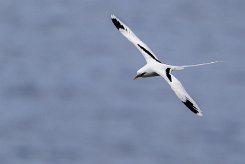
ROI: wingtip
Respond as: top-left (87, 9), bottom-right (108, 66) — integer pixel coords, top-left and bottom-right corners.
top-left (111, 14), bottom-right (116, 19)
top-left (111, 15), bottom-right (125, 30)
top-left (182, 99), bottom-right (203, 117)
top-left (197, 112), bottom-right (203, 117)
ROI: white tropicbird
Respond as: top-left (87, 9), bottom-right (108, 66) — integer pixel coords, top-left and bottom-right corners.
top-left (111, 14), bottom-right (222, 116)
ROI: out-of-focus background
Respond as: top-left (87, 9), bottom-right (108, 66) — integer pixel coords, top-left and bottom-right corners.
top-left (0, 0), bottom-right (244, 163)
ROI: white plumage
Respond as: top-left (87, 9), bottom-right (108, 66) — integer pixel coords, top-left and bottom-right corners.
top-left (111, 14), bottom-right (222, 116)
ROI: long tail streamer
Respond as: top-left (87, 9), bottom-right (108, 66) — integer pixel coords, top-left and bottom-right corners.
top-left (181, 61), bottom-right (224, 68)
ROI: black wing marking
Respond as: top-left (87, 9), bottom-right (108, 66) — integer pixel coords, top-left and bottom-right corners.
top-left (111, 15), bottom-right (161, 63)
top-left (166, 68), bottom-right (172, 82)
top-left (182, 99), bottom-right (198, 114)
top-left (153, 68), bottom-right (203, 116)
top-left (137, 44), bottom-right (161, 63)
top-left (111, 17), bottom-right (125, 30)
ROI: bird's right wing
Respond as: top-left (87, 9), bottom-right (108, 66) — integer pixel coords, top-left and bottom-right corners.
top-left (111, 14), bottom-right (161, 63)
top-left (153, 67), bottom-right (203, 116)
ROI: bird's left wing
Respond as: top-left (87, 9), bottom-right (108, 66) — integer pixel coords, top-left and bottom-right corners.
top-left (111, 14), bottom-right (161, 63)
top-left (153, 67), bottom-right (203, 116)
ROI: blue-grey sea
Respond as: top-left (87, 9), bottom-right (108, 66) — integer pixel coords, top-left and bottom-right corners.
top-left (0, 0), bottom-right (245, 163)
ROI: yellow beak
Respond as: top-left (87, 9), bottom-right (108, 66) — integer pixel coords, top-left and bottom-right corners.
top-left (132, 74), bottom-right (141, 80)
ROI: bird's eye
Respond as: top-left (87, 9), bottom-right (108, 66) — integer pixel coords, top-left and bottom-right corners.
top-left (141, 72), bottom-right (146, 76)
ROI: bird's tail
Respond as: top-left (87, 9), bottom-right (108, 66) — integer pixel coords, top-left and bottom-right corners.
top-left (180, 61), bottom-right (224, 68)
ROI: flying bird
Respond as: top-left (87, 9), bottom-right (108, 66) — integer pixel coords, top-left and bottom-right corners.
top-left (111, 14), bottom-right (222, 116)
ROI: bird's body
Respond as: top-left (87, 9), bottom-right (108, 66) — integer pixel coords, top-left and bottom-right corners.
top-left (111, 14), bottom-right (222, 116)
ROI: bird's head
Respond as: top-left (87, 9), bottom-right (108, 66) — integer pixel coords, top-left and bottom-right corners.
top-left (132, 71), bottom-right (146, 80)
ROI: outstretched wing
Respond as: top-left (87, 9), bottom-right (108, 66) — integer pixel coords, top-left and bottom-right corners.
top-left (154, 67), bottom-right (203, 116)
top-left (111, 14), bottom-right (161, 63)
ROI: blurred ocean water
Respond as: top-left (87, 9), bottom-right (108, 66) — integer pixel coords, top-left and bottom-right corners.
top-left (0, 0), bottom-right (245, 163)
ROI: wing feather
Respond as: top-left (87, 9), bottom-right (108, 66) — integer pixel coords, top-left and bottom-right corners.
top-left (154, 68), bottom-right (203, 116)
top-left (111, 14), bottom-right (161, 63)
